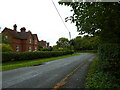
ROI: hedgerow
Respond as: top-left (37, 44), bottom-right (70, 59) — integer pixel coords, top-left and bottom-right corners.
top-left (85, 44), bottom-right (120, 88)
top-left (85, 58), bottom-right (120, 88)
top-left (98, 44), bottom-right (120, 77)
top-left (2, 51), bottom-right (74, 62)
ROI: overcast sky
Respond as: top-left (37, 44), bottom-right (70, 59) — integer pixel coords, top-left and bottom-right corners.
top-left (0, 0), bottom-right (79, 46)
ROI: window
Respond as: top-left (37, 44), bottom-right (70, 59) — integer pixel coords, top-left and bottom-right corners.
top-left (34, 47), bottom-right (37, 51)
top-left (28, 46), bottom-right (32, 52)
top-left (29, 38), bottom-right (32, 44)
top-left (5, 35), bottom-right (8, 39)
top-left (35, 40), bottom-right (37, 44)
top-left (16, 45), bottom-right (19, 52)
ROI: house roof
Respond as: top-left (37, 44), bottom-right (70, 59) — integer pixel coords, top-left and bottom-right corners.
top-left (2, 27), bottom-right (39, 40)
top-left (33, 34), bottom-right (39, 41)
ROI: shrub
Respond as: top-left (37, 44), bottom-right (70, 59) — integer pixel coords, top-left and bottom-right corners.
top-left (2, 51), bottom-right (74, 62)
top-left (85, 58), bottom-right (120, 88)
top-left (0, 44), bottom-right (12, 52)
top-left (98, 44), bottom-right (120, 78)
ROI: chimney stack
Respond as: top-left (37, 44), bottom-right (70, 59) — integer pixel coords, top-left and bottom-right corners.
top-left (13, 24), bottom-right (17, 31)
top-left (20, 27), bottom-right (26, 32)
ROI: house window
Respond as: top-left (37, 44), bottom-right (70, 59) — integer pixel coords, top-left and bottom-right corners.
top-left (28, 46), bottom-right (32, 52)
top-left (5, 35), bottom-right (8, 39)
top-left (35, 40), bottom-right (37, 44)
top-left (34, 47), bottom-right (37, 51)
top-left (16, 45), bottom-right (19, 52)
top-left (29, 38), bottom-right (32, 44)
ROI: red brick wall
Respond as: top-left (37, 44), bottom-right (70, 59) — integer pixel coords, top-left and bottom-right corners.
top-left (11, 38), bottom-right (22, 52)
top-left (33, 36), bottom-right (39, 51)
top-left (39, 40), bottom-right (47, 48)
top-left (2, 29), bottom-right (39, 52)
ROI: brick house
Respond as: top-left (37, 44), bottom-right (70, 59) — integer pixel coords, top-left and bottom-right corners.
top-left (2, 24), bottom-right (39, 52)
top-left (39, 40), bottom-right (49, 48)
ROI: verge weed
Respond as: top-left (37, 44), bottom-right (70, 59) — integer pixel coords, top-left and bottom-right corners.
top-left (85, 57), bottom-right (120, 88)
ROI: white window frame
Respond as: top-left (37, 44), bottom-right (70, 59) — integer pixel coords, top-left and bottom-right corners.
top-left (5, 35), bottom-right (8, 39)
top-left (29, 38), bottom-right (32, 44)
top-left (16, 45), bottom-right (19, 52)
top-left (28, 46), bottom-right (32, 52)
top-left (34, 47), bottom-right (37, 51)
top-left (35, 40), bottom-right (37, 44)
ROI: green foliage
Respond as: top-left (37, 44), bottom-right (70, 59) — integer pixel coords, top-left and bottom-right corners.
top-left (0, 33), bottom-right (10, 44)
top-left (39, 47), bottom-right (53, 51)
top-left (2, 53), bottom-right (80, 71)
top-left (59, 2), bottom-right (120, 43)
top-left (0, 44), bottom-right (12, 52)
top-left (85, 58), bottom-right (120, 88)
top-left (52, 45), bottom-right (58, 51)
top-left (2, 51), bottom-right (74, 62)
top-left (56, 37), bottom-right (70, 51)
top-left (71, 35), bottom-right (100, 51)
top-left (57, 37), bottom-right (70, 48)
top-left (98, 44), bottom-right (120, 77)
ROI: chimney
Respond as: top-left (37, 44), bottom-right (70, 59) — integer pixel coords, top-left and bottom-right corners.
top-left (47, 42), bottom-right (49, 47)
top-left (20, 27), bottom-right (26, 32)
top-left (13, 24), bottom-right (17, 31)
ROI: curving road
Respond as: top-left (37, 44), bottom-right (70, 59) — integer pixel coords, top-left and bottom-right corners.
top-left (2, 53), bottom-right (96, 88)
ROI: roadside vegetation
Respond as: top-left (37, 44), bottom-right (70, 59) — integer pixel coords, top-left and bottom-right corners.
top-left (2, 51), bottom-right (73, 62)
top-left (85, 57), bottom-right (120, 88)
top-left (59, 2), bottom-right (120, 88)
top-left (52, 35), bottom-right (100, 52)
top-left (85, 44), bottom-right (120, 88)
top-left (1, 1), bottom-right (120, 88)
top-left (1, 53), bottom-right (80, 71)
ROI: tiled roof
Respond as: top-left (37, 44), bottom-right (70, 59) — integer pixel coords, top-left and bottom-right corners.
top-left (2, 27), bottom-right (37, 40)
top-left (33, 34), bottom-right (39, 41)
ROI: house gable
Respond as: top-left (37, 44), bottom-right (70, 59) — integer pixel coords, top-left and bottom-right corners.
top-left (2, 24), bottom-right (39, 52)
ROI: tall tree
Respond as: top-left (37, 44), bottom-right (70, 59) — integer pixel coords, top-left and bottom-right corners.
top-left (59, 2), bottom-right (120, 43)
top-left (56, 37), bottom-right (70, 50)
top-left (70, 35), bottom-right (100, 51)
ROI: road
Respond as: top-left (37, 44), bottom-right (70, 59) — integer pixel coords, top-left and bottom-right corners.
top-left (2, 53), bottom-right (96, 89)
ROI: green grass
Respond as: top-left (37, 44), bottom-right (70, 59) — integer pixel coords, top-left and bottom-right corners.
top-left (1, 53), bottom-right (80, 71)
top-left (85, 57), bottom-right (120, 88)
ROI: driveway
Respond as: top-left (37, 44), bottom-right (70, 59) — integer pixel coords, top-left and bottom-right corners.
top-left (2, 53), bottom-right (96, 88)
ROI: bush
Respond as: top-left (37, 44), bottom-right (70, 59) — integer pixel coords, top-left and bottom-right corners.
top-left (2, 51), bottom-right (74, 62)
top-left (39, 47), bottom-right (53, 51)
top-left (86, 71), bottom-right (119, 88)
top-left (85, 58), bottom-right (120, 88)
top-left (98, 44), bottom-right (120, 78)
top-left (0, 44), bottom-right (12, 52)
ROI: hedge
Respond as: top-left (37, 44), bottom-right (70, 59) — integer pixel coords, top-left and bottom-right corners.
top-left (98, 44), bottom-right (120, 78)
top-left (85, 58), bottom-right (120, 88)
top-left (2, 51), bottom-right (74, 62)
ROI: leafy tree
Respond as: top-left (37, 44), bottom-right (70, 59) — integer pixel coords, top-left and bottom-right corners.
top-left (89, 36), bottom-right (101, 49)
top-left (56, 37), bottom-right (70, 50)
top-left (70, 36), bottom-right (82, 50)
top-left (0, 33), bottom-right (10, 44)
top-left (0, 33), bottom-right (12, 52)
top-left (59, 2), bottom-right (120, 43)
top-left (70, 35), bottom-right (100, 51)
top-left (52, 45), bottom-right (58, 51)
top-left (0, 44), bottom-right (12, 52)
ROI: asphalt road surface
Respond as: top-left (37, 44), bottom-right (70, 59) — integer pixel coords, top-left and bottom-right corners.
top-left (2, 53), bottom-right (96, 89)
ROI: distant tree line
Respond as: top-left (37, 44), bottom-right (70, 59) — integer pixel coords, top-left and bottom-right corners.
top-left (53, 35), bottom-right (100, 51)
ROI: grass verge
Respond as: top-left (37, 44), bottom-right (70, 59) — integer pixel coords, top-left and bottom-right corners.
top-left (1, 53), bottom-right (80, 71)
top-left (85, 57), bottom-right (120, 88)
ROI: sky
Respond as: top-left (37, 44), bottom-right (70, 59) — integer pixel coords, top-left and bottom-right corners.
top-left (0, 0), bottom-right (79, 46)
